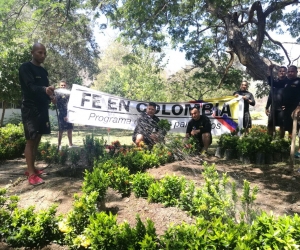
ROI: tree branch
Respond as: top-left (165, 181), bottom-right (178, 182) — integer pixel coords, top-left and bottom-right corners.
top-left (217, 50), bottom-right (235, 89)
top-left (264, 0), bottom-right (299, 17)
top-left (265, 31), bottom-right (291, 65)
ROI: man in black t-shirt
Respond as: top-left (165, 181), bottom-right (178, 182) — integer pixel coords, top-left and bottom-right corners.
top-left (265, 66), bottom-right (287, 138)
top-left (233, 81), bottom-right (255, 134)
top-left (19, 43), bottom-right (55, 186)
top-left (133, 102), bottom-right (161, 146)
top-left (185, 107), bottom-right (212, 156)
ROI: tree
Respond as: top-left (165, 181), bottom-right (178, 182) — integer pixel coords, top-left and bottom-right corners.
top-left (94, 41), bottom-right (168, 101)
top-left (103, 0), bottom-right (299, 82)
top-left (0, 43), bottom-right (31, 126)
top-left (0, 0), bottom-right (102, 86)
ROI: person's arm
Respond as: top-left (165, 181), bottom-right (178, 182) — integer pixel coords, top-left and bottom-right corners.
top-left (248, 92), bottom-right (255, 106)
top-left (233, 91), bottom-right (239, 97)
top-left (265, 92), bottom-right (271, 115)
top-left (185, 121), bottom-right (192, 138)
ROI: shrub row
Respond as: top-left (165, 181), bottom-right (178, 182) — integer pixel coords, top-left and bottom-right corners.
top-left (0, 123), bottom-right (25, 161)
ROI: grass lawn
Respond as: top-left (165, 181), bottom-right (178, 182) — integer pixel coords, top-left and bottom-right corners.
top-left (41, 125), bottom-right (220, 148)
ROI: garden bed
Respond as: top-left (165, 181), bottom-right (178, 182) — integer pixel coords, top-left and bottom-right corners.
top-left (1, 152), bottom-right (300, 249)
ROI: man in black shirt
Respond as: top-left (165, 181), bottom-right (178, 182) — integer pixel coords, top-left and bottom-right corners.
top-left (233, 81), bottom-right (255, 134)
top-left (265, 66), bottom-right (287, 138)
top-left (133, 102), bottom-right (161, 146)
top-left (19, 43), bottom-right (55, 186)
top-left (185, 107), bottom-right (212, 156)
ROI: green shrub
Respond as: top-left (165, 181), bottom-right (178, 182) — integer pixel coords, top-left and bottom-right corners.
top-left (5, 205), bottom-right (60, 248)
top-left (59, 191), bottom-right (98, 247)
top-left (0, 123), bottom-right (26, 160)
top-left (148, 175), bottom-right (187, 207)
top-left (132, 172), bottom-right (155, 198)
top-left (82, 168), bottom-right (110, 202)
top-left (108, 167), bottom-right (132, 197)
top-left (83, 134), bottom-right (105, 166)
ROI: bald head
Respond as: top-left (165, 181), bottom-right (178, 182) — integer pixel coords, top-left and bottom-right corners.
top-left (31, 43), bottom-right (47, 66)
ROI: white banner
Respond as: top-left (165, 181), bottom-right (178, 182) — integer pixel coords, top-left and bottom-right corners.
top-left (68, 84), bottom-right (243, 135)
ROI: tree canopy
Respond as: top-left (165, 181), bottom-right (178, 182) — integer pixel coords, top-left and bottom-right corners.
top-left (103, 0), bottom-right (299, 82)
top-left (94, 41), bottom-right (168, 101)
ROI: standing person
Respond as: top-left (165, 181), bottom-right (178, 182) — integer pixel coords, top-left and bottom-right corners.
top-left (185, 107), bottom-right (212, 157)
top-left (132, 102), bottom-right (160, 146)
top-left (281, 65), bottom-right (300, 157)
top-left (265, 66), bottom-right (287, 138)
top-left (19, 43), bottom-right (55, 186)
top-left (55, 80), bottom-right (74, 150)
top-left (233, 81), bottom-right (256, 134)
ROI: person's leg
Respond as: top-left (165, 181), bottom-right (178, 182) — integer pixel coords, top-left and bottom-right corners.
top-left (201, 133), bottom-right (212, 151)
top-left (58, 130), bottom-right (63, 147)
top-left (24, 134), bottom-right (43, 180)
top-left (279, 127), bottom-right (285, 139)
top-left (67, 129), bottom-right (73, 146)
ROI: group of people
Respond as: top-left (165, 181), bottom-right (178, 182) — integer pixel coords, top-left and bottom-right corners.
top-left (265, 65), bottom-right (300, 156)
top-left (19, 43), bottom-right (299, 186)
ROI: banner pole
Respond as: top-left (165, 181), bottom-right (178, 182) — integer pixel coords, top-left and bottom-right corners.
top-left (270, 70), bottom-right (276, 139)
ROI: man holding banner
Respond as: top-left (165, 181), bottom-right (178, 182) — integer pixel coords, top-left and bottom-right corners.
top-left (233, 81), bottom-right (255, 134)
top-left (185, 107), bottom-right (212, 157)
top-left (132, 102), bottom-right (161, 146)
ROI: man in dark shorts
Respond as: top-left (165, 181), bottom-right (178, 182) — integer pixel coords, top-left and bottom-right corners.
top-left (19, 43), bottom-right (55, 186)
top-left (55, 80), bottom-right (74, 150)
top-left (132, 102), bottom-right (161, 146)
top-left (233, 81), bottom-right (255, 134)
top-left (185, 107), bottom-right (212, 157)
top-left (265, 66), bottom-right (287, 138)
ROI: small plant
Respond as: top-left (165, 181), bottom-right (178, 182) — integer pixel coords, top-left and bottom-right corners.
top-left (157, 119), bottom-right (171, 134)
top-left (132, 172), bottom-right (155, 198)
top-left (82, 168), bottom-right (110, 202)
top-left (108, 167), bottom-right (132, 197)
top-left (69, 149), bottom-right (81, 167)
top-left (148, 175), bottom-right (187, 206)
top-left (217, 133), bottom-right (238, 150)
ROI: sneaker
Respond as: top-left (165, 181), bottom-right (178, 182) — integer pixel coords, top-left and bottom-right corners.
top-left (25, 169), bottom-right (44, 177)
top-left (28, 174), bottom-right (45, 186)
top-left (58, 145), bottom-right (62, 151)
top-left (295, 152), bottom-right (300, 158)
top-left (200, 150), bottom-right (209, 157)
top-left (69, 144), bottom-right (78, 148)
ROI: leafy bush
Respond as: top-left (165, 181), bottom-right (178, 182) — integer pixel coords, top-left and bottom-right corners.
top-left (83, 134), bottom-right (105, 166)
top-left (82, 168), bottom-right (110, 202)
top-left (148, 175), bottom-right (187, 206)
top-left (108, 167), bottom-right (132, 197)
top-left (0, 123), bottom-right (25, 160)
top-left (132, 172), bottom-right (155, 198)
top-left (217, 133), bottom-right (239, 150)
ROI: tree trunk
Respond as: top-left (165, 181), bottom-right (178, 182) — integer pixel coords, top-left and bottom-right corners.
top-left (0, 101), bottom-right (7, 127)
top-left (223, 16), bottom-right (268, 80)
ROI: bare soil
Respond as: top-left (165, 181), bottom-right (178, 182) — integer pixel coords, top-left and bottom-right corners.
top-left (1, 151), bottom-right (300, 249)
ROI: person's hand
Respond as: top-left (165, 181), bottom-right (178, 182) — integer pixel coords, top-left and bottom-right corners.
top-left (64, 117), bottom-right (68, 122)
top-left (51, 96), bottom-right (56, 104)
top-left (150, 133), bottom-right (158, 142)
top-left (291, 106), bottom-right (300, 120)
top-left (265, 109), bottom-right (270, 116)
top-left (234, 94), bottom-right (239, 97)
top-left (46, 86), bottom-right (55, 96)
top-left (191, 129), bottom-right (200, 136)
